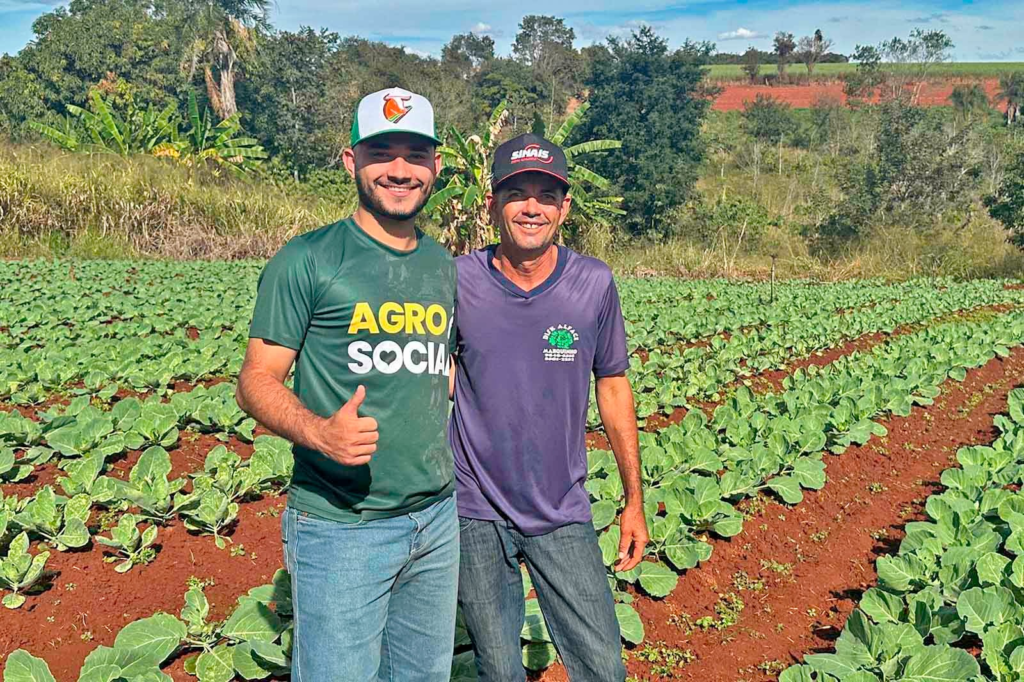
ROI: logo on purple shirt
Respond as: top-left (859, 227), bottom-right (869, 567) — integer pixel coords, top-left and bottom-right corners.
top-left (543, 324), bottom-right (579, 362)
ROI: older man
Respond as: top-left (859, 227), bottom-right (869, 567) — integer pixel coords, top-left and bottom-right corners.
top-left (237, 88), bottom-right (458, 682)
top-left (450, 133), bottom-right (647, 681)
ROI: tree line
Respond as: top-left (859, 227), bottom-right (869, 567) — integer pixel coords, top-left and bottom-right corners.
top-left (1, 1), bottom-right (1022, 245)
top-left (0, 2), bottom-right (719, 234)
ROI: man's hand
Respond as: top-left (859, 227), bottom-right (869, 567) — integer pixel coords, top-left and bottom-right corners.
top-left (614, 501), bottom-right (649, 572)
top-left (316, 385), bottom-right (379, 466)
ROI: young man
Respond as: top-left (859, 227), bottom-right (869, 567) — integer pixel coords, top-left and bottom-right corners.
top-left (236, 87), bottom-right (458, 682)
top-left (450, 133), bottom-right (647, 681)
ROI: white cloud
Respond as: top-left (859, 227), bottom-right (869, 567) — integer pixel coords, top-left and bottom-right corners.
top-left (402, 46), bottom-right (433, 59)
top-left (717, 27), bottom-right (763, 41)
top-left (471, 22), bottom-right (497, 36)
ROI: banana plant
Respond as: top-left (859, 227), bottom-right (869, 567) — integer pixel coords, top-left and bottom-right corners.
top-left (427, 100), bottom-right (510, 255)
top-left (29, 90), bottom-right (266, 174)
top-left (539, 101), bottom-right (625, 231)
top-left (428, 99), bottom-right (624, 254)
top-left (31, 90), bottom-right (178, 156)
top-left (158, 91), bottom-right (267, 176)
top-left (27, 114), bottom-right (81, 152)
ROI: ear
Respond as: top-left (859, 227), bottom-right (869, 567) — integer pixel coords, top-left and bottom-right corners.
top-left (558, 193), bottom-right (573, 226)
top-left (433, 150), bottom-right (443, 176)
top-left (486, 192), bottom-right (500, 224)
top-left (342, 147), bottom-right (357, 179)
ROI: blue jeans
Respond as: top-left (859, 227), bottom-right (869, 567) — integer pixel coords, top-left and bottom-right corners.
top-left (457, 518), bottom-right (626, 682)
top-left (282, 494), bottom-right (459, 682)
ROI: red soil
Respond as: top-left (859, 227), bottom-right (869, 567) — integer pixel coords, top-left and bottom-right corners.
top-left (712, 78), bottom-right (1004, 111)
top-left (0, 428), bottom-right (274, 681)
top-left (0, 487), bottom-right (285, 681)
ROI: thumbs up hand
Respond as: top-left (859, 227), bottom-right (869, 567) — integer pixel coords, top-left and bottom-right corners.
top-left (317, 385), bottom-right (379, 466)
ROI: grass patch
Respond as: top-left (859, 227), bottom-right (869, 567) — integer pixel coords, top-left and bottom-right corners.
top-left (0, 143), bottom-right (356, 259)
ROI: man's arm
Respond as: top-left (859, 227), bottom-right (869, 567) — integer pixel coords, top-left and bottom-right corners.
top-left (236, 338), bottom-right (378, 466)
top-left (448, 357), bottom-right (456, 401)
top-left (595, 372), bottom-right (648, 572)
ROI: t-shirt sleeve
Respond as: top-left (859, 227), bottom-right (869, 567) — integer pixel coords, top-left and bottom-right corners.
top-left (593, 276), bottom-right (630, 378)
top-left (248, 240), bottom-right (318, 351)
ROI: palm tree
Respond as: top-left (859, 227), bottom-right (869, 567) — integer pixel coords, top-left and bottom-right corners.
top-left (997, 72), bottom-right (1024, 126)
top-left (181, 0), bottom-right (269, 120)
top-left (948, 83), bottom-right (990, 126)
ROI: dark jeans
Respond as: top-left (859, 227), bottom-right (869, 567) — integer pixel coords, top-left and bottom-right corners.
top-left (457, 518), bottom-right (626, 682)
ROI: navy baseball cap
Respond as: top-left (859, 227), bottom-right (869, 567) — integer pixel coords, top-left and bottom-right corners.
top-left (491, 134), bottom-right (570, 191)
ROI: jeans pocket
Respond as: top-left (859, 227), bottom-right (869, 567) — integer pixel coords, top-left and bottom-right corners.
top-left (295, 510), bottom-right (367, 528)
top-left (457, 516), bottom-right (475, 531)
top-left (281, 509), bottom-right (294, 573)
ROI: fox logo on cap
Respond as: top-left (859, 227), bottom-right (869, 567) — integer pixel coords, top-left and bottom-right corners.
top-left (383, 94), bottom-right (413, 123)
top-left (510, 143), bottom-right (553, 164)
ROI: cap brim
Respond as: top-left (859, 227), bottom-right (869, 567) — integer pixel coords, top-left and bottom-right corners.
top-left (353, 128), bottom-right (442, 147)
top-left (492, 167), bottom-right (570, 190)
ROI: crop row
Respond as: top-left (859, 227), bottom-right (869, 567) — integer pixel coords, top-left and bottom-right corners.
top-left (4, 263), bottom-right (1019, 423)
top-left (0, 382), bottom-right (260, 454)
top-left (0, 261), bottom-right (256, 405)
top-left (5, 298), bottom-right (1024, 675)
top-left (620, 278), bottom-right (1024, 351)
top-left (782, 388), bottom-right (1024, 682)
top-left (620, 278), bottom-right (933, 350)
top-left (610, 281), bottom-right (1024, 424)
top-left (4, 308), bottom-right (1022, 680)
top-left (1, 437), bottom-right (291, 600)
top-left (575, 310), bottom-right (1024, 651)
top-left (3, 574), bottom-right (293, 682)
top-left (0, 568), bottom-right (482, 682)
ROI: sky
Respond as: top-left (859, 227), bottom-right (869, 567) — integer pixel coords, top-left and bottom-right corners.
top-left (2, 0), bottom-right (1023, 61)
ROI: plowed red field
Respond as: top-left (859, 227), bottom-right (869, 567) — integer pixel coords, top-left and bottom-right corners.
top-left (711, 78), bottom-right (1003, 111)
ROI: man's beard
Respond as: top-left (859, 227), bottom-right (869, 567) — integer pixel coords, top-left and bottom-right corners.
top-left (356, 174), bottom-right (431, 221)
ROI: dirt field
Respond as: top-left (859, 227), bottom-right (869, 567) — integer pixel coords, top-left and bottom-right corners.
top-left (711, 78), bottom-right (1004, 111)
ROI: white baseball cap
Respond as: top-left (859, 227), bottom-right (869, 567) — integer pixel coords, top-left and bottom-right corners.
top-left (350, 87), bottom-right (441, 147)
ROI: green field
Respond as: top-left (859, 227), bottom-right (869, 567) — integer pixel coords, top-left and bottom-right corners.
top-left (4, 263), bottom-right (1024, 679)
top-left (706, 61), bottom-right (1024, 81)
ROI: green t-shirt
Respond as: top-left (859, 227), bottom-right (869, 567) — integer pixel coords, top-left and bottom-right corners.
top-left (249, 218), bottom-right (457, 522)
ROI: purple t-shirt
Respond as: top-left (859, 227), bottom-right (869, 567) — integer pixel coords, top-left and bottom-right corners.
top-left (449, 246), bottom-right (630, 535)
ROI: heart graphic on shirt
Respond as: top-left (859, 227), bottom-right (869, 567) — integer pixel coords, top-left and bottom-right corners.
top-left (377, 348), bottom-right (399, 366)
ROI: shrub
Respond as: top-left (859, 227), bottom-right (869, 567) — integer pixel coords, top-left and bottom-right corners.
top-left (741, 95), bottom-right (798, 144)
top-left (986, 148), bottom-right (1024, 246)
